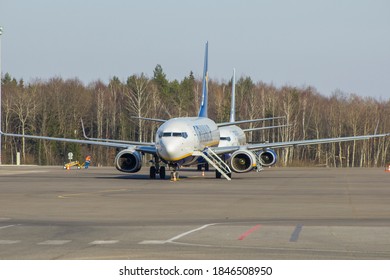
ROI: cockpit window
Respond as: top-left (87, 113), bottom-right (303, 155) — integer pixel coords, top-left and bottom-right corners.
top-left (220, 137), bottom-right (231, 141)
top-left (161, 132), bottom-right (188, 139)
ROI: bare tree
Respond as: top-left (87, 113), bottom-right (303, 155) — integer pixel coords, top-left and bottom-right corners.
top-left (126, 73), bottom-right (152, 142)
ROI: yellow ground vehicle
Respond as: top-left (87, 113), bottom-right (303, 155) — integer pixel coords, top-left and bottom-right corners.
top-left (64, 161), bottom-right (85, 170)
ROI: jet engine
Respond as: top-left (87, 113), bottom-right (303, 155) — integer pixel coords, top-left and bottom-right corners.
top-left (115, 149), bottom-right (142, 173)
top-left (229, 150), bottom-right (257, 173)
top-left (257, 149), bottom-right (277, 167)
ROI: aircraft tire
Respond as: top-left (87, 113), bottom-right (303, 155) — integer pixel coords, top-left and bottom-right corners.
top-left (216, 170), bottom-right (221, 179)
top-left (150, 166), bottom-right (157, 179)
top-left (159, 166), bottom-right (166, 179)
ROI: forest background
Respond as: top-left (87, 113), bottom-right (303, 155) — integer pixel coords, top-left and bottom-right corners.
top-left (1, 65), bottom-right (390, 168)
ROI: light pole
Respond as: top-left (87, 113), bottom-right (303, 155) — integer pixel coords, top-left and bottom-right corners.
top-left (0, 26), bottom-right (3, 165)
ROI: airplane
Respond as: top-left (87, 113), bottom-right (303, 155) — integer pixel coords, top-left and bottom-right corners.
top-left (219, 68), bottom-right (289, 149)
top-left (194, 68), bottom-right (288, 173)
top-left (215, 68), bottom-right (289, 177)
top-left (1, 42), bottom-right (390, 181)
top-left (79, 69), bottom-right (287, 177)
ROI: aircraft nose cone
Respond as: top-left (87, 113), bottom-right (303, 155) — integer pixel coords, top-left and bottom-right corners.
top-left (164, 143), bottom-right (177, 159)
top-left (158, 139), bottom-right (177, 161)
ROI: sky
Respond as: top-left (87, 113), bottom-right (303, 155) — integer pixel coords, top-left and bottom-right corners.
top-left (0, 0), bottom-right (389, 99)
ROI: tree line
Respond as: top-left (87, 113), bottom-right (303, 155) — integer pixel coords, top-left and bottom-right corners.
top-left (1, 65), bottom-right (390, 168)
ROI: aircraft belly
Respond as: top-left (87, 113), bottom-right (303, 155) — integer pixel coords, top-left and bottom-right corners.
top-left (181, 156), bottom-right (198, 166)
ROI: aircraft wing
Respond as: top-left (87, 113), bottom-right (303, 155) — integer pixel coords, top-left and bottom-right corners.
top-left (80, 119), bottom-right (155, 146)
top-left (0, 131), bottom-right (157, 154)
top-left (217, 116), bottom-right (285, 127)
top-left (242, 124), bottom-right (291, 132)
top-left (210, 133), bottom-right (390, 155)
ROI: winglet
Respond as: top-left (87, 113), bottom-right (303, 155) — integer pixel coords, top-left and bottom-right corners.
top-left (198, 41), bottom-right (209, 118)
top-left (80, 118), bottom-right (89, 139)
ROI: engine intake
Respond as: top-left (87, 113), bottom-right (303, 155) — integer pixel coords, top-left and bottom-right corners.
top-left (257, 149), bottom-right (277, 167)
top-left (115, 149), bottom-right (142, 173)
top-left (229, 150), bottom-right (257, 173)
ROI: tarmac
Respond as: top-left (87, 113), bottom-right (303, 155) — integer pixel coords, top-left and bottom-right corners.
top-left (0, 165), bottom-right (390, 259)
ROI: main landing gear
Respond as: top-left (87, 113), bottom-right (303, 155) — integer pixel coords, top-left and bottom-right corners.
top-left (149, 156), bottom-right (166, 179)
top-left (196, 162), bottom-right (209, 171)
top-left (148, 157), bottom-right (180, 181)
top-left (149, 165), bottom-right (166, 179)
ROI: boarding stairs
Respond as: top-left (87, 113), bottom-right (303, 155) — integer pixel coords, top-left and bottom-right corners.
top-left (193, 148), bottom-right (232, 181)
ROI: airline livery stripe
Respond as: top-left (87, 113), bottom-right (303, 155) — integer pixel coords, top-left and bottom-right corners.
top-left (163, 153), bottom-right (194, 162)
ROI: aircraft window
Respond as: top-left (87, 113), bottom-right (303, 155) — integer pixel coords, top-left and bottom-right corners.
top-left (220, 137), bottom-right (231, 141)
top-left (162, 132), bottom-right (188, 138)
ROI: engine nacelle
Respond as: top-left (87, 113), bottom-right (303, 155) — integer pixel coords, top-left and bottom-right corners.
top-left (115, 149), bottom-right (142, 173)
top-left (257, 149), bottom-right (277, 167)
top-left (229, 150), bottom-right (257, 173)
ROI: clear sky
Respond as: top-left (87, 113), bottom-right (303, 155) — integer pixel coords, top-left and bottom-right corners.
top-left (1, 0), bottom-right (389, 99)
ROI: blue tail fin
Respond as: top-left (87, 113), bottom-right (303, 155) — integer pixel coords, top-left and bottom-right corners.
top-left (198, 42), bottom-right (208, 118)
top-left (229, 68), bottom-right (236, 123)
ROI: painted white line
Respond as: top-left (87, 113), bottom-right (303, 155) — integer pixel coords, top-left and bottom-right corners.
top-left (0, 224), bottom-right (18, 230)
top-left (0, 240), bottom-right (21, 245)
top-left (167, 224), bottom-right (216, 242)
top-left (139, 240), bottom-right (166, 245)
top-left (89, 240), bottom-right (119, 245)
top-left (139, 223), bottom-right (216, 245)
top-left (37, 240), bottom-right (71, 245)
top-left (58, 188), bottom-right (129, 199)
top-left (0, 170), bottom-right (48, 176)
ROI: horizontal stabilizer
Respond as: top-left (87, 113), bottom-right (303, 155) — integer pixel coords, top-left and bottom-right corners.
top-left (130, 116), bottom-right (167, 123)
top-left (217, 116), bottom-right (285, 127)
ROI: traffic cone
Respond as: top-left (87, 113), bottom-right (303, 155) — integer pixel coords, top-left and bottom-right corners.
top-left (385, 164), bottom-right (390, 172)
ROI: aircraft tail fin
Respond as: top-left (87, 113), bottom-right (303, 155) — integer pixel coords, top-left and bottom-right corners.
top-left (198, 41), bottom-right (209, 118)
top-left (229, 68), bottom-right (236, 123)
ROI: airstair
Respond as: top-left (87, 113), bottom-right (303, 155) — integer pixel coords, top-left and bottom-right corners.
top-left (193, 148), bottom-right (232, 180)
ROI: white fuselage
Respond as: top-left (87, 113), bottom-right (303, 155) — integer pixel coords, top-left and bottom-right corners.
top-left (155, 117), bottom-right (220, 166)
top-left (218, 125), bottom-right (246, 147)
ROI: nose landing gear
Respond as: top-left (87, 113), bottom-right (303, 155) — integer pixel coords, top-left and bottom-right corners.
top-left (169, 163), bottom-right (180, 182)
